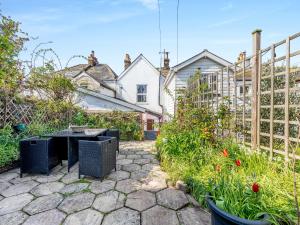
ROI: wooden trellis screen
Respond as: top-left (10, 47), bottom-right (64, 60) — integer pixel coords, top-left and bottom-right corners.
top-left (0, 98), bottom-right (39, 127)
top-left (187, 31), bottom-right (300, 161)
top-left (0, 97), bottom-right (70, 128)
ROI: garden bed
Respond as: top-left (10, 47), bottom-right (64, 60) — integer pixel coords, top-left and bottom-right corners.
top-left (0, 160), bottom-right (19, 174)
top-left (156, 106), bottom-right (300, 225)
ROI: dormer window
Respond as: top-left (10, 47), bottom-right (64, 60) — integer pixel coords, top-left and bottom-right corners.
top-left (137, 84), bottom-right (147, 102)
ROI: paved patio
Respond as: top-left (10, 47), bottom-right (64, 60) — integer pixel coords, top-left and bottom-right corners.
top-left (0, 141), bottom-right (210, 225)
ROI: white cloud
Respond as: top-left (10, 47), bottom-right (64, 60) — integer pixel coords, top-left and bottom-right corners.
top-left (15, 13), bottom-right (62, 23)
top-left (135, 0), bottom-right (157, 10)
top-left (11, 7), bottom-right (63, 24)
top-left (92, 11), bottom-right (142, 23)
top-left (211, 38), bottom-right (249, 45)
top-left (208, 18), bottom-right (239, 28)
top-left (220, 2), bottom-right (233, 11)
top-left (94, 0), bottom-right (158, 10)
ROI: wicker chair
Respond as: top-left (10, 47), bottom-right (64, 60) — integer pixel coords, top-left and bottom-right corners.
top-left (78, 138), bottom-right (116, 179)
top-left (97, 136), bottom-right (118, 154)
top-left (20, 137), bottom-right (60, 177)
top-left (104, 129), bottom-right (120, 152)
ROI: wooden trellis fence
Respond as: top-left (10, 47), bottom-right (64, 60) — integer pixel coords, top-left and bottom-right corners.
top-left (187, 31), bottom-right (300, 161)
top-left (0, 97), bottom-right (71, 128)
top-left (0, 98), bottom-right (37, 127)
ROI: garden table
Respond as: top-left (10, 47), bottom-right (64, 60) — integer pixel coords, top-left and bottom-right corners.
top-left (45, 128), bottom-right (107, 172)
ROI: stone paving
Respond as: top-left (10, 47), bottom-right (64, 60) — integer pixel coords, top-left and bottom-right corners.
top-left (0, 141), bottom-right (211, 225)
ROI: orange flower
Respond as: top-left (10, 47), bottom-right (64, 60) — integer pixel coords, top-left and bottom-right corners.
top-left (222, 149), bottom-right (229, 157)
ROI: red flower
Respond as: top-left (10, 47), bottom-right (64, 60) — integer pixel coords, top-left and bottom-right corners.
top-left (216, 165), bottom-right (221, 172)
top-left (235, 160), bottom-right (241, 167)
top-left (252, 182), bottom-right (260, 193)
top-left (222, 149), bottom-right (229, 157)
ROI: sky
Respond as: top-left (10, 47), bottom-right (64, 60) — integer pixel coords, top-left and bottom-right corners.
top-left (1, 0), bottom-right (300, 74)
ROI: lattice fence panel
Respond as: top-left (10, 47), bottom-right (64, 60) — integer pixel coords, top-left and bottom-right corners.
top-left (186, 31), bottom-right (300, 161)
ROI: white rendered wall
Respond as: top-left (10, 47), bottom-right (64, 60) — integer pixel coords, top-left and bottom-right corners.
top-left (163, 74), bottom-right (176, 120)
top-left (117, 57), bottom-right (162, 114)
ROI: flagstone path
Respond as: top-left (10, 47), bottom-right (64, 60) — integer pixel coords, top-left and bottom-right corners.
top-left (0, 141), bottom-right (211, 225)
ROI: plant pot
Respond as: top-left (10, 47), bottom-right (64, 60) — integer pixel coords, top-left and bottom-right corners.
top-left (69, 125), bottom-right (88, 133)
top-left (13, 123), bottom-right (26, 132)
top-left (206, 195), bottom-right (270, 225)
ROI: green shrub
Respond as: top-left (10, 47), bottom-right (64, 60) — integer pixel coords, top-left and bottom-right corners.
top-left (0, 120), bottom-right (65, 168)
top-left (72, 111), bottom-right (143, 141)
top-left (0, 125), bottom-right (20, 167)
top-left (156, 107), bottom-right (300, 224)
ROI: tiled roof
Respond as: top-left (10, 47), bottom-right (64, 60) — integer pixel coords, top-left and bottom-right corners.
top-left (62, 63), bottom-right (117, 81)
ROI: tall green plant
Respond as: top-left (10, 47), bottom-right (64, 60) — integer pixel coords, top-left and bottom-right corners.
top-left (0, 14), bottom-right (28, 97)
top-left (0, 125), bottom-right (19, 167)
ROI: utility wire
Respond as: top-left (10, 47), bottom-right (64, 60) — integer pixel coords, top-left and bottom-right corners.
top-left (176, 0), bottom-right (180, 67)
top-left (158, 0), bottom-right (162, 70)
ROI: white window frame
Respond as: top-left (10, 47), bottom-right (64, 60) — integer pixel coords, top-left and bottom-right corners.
top-left (136, 84), bottom-right (147, 103)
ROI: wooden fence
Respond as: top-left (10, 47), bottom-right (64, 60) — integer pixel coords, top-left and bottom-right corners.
top-left (0, 98), bottom-right (37, 127)
top-left (0, 97), bottom-right (71, 128)
top-left (187, 31), bottom-right (300, 161)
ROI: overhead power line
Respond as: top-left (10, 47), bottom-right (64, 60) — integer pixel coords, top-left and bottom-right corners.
top-left (176, 0), bottom-right (180, 66)
top-left (158, 0), bottom-right (162, 70)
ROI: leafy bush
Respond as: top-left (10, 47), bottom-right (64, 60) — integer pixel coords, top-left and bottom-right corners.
top-left (156, 106), bottom-right (300, 224)
top-left (72, 111), bottom-right (143, 141)
top-left (0, 125), bottom-right (20, 167)
top-left (0, 120), bottom-right (65, 168)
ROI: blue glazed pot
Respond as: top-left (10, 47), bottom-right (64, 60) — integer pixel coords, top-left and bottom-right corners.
top-left (206, 195), bottom-right (270, 225)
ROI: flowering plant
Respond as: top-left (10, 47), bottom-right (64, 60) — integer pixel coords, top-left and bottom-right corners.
top-left (252, 182), bottom-right (260, 193)
top-left (235, 159), bottom-right (241, 167)
top-left (157, 124), bottom-right (299, 224)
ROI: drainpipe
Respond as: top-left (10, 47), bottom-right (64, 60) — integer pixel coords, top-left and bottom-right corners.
top-left (158, 71), bottom-right (164, 123)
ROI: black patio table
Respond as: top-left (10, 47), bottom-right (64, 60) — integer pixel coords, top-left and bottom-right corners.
top-left (44, 128), bottom-right (107, 172)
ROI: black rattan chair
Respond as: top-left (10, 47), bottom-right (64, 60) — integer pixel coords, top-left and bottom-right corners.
top-left (20, 137), bottom-right (60, 177)
top-left (78, 138), bottom-right (116, 179)
top-left (104, 129), bottom-right (120, 152)
top-left (97, 136), bottom-right (118, 154)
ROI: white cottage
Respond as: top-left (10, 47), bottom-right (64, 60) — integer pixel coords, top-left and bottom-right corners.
top-left (117, 54), bottom-right (165, 135)
top-left (163, 49), bottom-right (233, 118)
top-left (62, 51), bottom-right (165, 139)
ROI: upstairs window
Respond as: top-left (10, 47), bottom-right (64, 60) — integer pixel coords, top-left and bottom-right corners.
top-left (137, 84), bottom-right (147, 102)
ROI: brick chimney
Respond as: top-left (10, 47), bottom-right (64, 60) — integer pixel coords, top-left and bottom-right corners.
top-left (124, 53), bottom-right (131, 70)
top-left (237, 51), bottom-right (246, 62)
top-left (162, 49), bottom-right (170, 76)
top-left (88, 50), bottom-right (99, 66)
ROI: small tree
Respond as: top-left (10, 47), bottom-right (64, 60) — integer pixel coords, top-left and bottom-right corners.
top-left (0, 14), bottom-right (28, 125)
top-left (27, 60), bottom-right (77, 124)
top-left (28, 61), bottom-right (76, 102)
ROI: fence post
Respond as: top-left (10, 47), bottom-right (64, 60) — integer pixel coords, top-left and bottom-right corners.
top-left (284, 37), bottom-right (290, 163)
top-left (251, 29), bottom-right (262, 150)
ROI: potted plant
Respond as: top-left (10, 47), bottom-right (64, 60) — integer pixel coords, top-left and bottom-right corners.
top-left (13, 122), bottom-right (26, 133)
top-left (204, 149), bottom-right (270, 225)
top-left (206, 194), bottom-right (270, 225)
